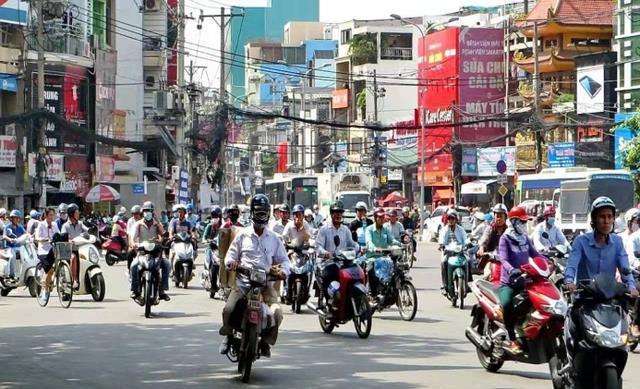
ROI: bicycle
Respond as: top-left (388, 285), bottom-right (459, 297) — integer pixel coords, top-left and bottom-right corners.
top-left (35, 242), bottom-right (74, 308)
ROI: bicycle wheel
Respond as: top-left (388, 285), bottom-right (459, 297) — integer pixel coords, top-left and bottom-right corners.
top-left (35, 271), bottom-right (50, 307)
top-left (56, 261), bottom-right (73, 308)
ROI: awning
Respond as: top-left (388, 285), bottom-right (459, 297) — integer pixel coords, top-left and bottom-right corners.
top-left (461, 179), bottom-right (496, 195)
top-left (433, 188), bottom-right (454, 201)
top-left (387, 147), bottom-right (417, 168)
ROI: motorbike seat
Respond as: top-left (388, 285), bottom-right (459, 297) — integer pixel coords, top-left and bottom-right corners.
top-left (476, 279), bottom-right (500, 304)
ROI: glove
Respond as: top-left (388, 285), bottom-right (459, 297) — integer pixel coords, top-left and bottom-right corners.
top-left (508, 268), bottom-right (523, 285)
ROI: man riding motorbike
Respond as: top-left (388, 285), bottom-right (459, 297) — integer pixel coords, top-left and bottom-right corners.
top-left (26, 210), bottom-right (41, 236)
top-left (384, 209), bottom-right (405, 241)
top-left (497, 206), bottom-right (543, 354)
top-left (202, 206), bottom-right (222, 243)
top-left (222, 204), bottom-right (243, 229)
top-left (438, 209), bottom-right (468, 295)
top-left (365, 208), bottom-right (401, 298)
top-left (282, 204), bottom-right (312, 246)
top-left (349, 201), bottom-right (373, 242)
top-left (60, 204), bottom-right (88, 289)
top-left (270, 204), bottom-right (290, 236)
top-left (531, 205), bottom-right (569, 253)
top-left (565, 197), bottom-right (639, 338)
top-left (312, 204), bottom-right (324, 229)
top-left (219, 194), bottom-right (290, 358)
top-left (55, 203), bottom-right (68, 231)
top-left (315, 201), bottom-right (358, 309)
top-left (471, 213), bottom-right (492, 241)
top-left (3, 210), bottom-right (26, 281)
top-left (130, 201), bottom-right (170, 301)
top-left (401, 207), bottom-right (416, 231)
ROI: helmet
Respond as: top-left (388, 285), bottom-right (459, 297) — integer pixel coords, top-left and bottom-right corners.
top-left (304, 209), bottom-right (313, 217)
top-left (67, 203), bottom-right (79, 215)
top-left (507, 206), bottom-right (529, 222)
top-left (29, 210), bottom-right (40, 219)
top-left (625, 208), bottom-right (640, 224)
top-left (374, 208), bottom-right (386, 218)
top-left (591, 196), bottom-right (616, 218)
top-left (329, 201), bottom-right (345, 214)
top-left (387, 209), bottom-right (398, 217)
top-left (211, 205), bottom-right (222, 218)
top-left (484, 213), bottom-right (494, 222)
top-left (228, 204), bottom-right (240, 212)
top-left (250, 194), bottom-right (270, 225)
top-left (292, 204), bottom-right (305, 214)
top-left (279, 204), bottom-right (291, 213)
top-left (543, 206), bottom-right (556, 219)
top-left (355, 201), bottom-right (368, 211)
top-left (9, 210), bottom-right (22, 219)
top-left (473, 211), bottom-right (485, 221)
top-left (57, 203), bottom-right (68, 214)
top-left (446, 209), bottom-right (459, 220)
top-left (131, 205), bottom-right (141, 214)
top-left (142, 201), bottom-right (155, 212)
top-left (175, 204), bottom-right (187, 212)
top-left (492, 203), bottom-right (508, 214)
top-left (402, 206), bottom-right (410, 213)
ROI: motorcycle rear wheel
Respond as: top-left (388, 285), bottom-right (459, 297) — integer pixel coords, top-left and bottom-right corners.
top-left (91, 274), bottom-right (106, 302)
top-left (397, 281), bottom-right (417, 321)
top-left (295, 282), bottom-right (303, 314)
top-left (353, 295), bottom-right (372, 339)
top-left (182, 265), bottom-right (190, 289)
top-left (144, 277), bottom-right (152, 318)
top-left (319, 314), bottom-right (335, 334)
top-left (105, 255), bottom-right (117, 266)
top-left (458, 276), bottom-right (465, 310)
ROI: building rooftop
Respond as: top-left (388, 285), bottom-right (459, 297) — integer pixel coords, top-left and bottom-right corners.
top-left (526, 0), bottom-right (613, 26)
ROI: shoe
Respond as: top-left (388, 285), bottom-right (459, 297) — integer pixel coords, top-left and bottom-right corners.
top-left (259, 341), bottom-right (271, 358)
top-left (72, 280), bottom-right (79, 290)
top-left (631, 324), bottom-right (640, 339)
top-left (503, 340), bottom-right (523, 355)
top-left (219, 337), bottom-right (230, 355)
top-left (159, 292), bottom-right (171, 301)
top-left (130, 292), bottom-right (140, 300)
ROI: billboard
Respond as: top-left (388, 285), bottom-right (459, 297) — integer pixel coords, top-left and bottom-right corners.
top-left (457, 28), bottom-right (505, 142)
top-left (0, 0), bottom-right (28, 25)
top-left (576, 65), bottom-right (604, 114)
top-left (548, 142), bottom-right (575, 168)
top-left (332, 89), bottom-right (349, 109)
top-left (461, 148), bottom-right (478, 176)
top-left (95, 156), bottom-right (115, 182)
top-left (614, 113), bottom-right (635, 170)
top-left (476, 146), bottom-right (516, 176)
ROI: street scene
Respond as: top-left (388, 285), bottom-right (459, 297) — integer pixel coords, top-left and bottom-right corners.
top-left (2, 0), bottom-right (640, 388)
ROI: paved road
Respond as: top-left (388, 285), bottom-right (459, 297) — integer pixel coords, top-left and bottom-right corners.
top-left (1, 242), bottom-right (639, 388)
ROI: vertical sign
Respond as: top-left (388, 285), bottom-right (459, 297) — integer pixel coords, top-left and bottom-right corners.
top-left (178, 169), bottom-right (190, 204)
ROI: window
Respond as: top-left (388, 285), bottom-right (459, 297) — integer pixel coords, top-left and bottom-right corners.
top-left (105, 0), bottom-right (112, 46)
top-left (93, 0), bottom-right (106, 47)
top-left (341, 29), bottom-right (352, 44)
top-left (631, 62), bottom-right (640, 86)
top-left (632, 10), bottom-right (640, 33)
top-left (380, 32), bottom-right (413, 60)
top-left (570, 38), bottom-right (611, 47)
top-left (545, 39), bottom-right (558, 48)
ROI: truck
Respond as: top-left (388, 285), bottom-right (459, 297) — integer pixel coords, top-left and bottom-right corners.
top-left (317, 173), bottom-right (374, 223)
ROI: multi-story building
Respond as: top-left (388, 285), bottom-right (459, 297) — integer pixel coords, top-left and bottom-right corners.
top-left (616, 0), bottom-right (640, 111)
top-left (227, 0), bottom-right (319, 101)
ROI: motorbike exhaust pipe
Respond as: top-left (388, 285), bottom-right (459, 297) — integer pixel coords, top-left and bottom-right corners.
top-left (465, 327), bottom-right (491, 352)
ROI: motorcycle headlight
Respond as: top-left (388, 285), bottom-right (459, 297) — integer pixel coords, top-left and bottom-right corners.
top-left (542, 300), bottom-right (568, 316)
top-left (585, 319), bottom-right (624, 348)
top-left (89, 249), bottom-right (100, 265)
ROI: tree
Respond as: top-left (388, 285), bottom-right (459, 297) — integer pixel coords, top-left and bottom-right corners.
top-left (348, 33), bottom-right (377, 66)
top-left (616, 113), bottom-right (640, 197)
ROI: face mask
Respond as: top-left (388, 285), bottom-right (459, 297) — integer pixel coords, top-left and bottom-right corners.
top-left (547, 217), bottom-right (555, 227)
top-left (143, 212), bottom-right (153, 221)
top-left (212, 218), bottom-right (220, 225)
top-left (512, 220), bottom-right (526, 235)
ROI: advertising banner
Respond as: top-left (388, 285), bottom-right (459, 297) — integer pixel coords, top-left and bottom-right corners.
top-left (0, 135), bottom-right (17, 168)
top-left (95, 156), bottom-right (115, 182)
top-left (548, 142), bottom-right (576, 168)
top-left (0, 0), bottom-right (28, 25)
top-left (575, 137), bottom-right (613, 169)
top-left (477, 146), bottom-right (516, 176)
top-left (461, 148), bottom-right (478, 176)
top-left (577, 65), bottom-right (605, 115)
top-left (614, 113), bottom-right (634, 170)
top-left (178, 170), bottom-right (190, 204)
top-left (515, 131), bottom-right (538, 170)
top-left (28, 153), bottom-right (64, 181)
top-left (332, 89), bottom-right (349, 109)
top-left (94, 48), bottom-right (117, 156)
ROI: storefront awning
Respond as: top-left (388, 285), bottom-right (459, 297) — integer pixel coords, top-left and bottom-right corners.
top-left (433, 188), bottom-right (454, 201)
top-left (461, 179), bottom-right (496, 195)
top-left (387, 147), bottom-right (417, 168)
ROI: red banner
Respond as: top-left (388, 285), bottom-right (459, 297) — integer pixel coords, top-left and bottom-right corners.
top-left (277, 142), bottom-right (288, 173)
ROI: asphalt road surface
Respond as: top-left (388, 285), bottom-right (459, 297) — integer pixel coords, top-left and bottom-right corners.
top-left (1, 242), bottom-right (639, 388)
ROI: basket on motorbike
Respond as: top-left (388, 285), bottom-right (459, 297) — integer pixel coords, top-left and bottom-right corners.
top-left (54, 242), bottom-right (73, 261)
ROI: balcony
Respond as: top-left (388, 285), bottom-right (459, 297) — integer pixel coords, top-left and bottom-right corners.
top-left (381, 47), bottom-right (412, 60)
top-left (27, 24), bottom-right (90, 59)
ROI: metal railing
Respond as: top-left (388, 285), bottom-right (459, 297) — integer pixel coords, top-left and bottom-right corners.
top-left (27, 24), bottom-right (90, 58)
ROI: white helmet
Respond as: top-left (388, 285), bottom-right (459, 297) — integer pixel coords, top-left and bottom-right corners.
top-left (624, 208), bottom-right (640, 224)
top-left (355, 201), bottom-right (368, 211)
top-left (0, 208), bottom-right (7, 217)
top-left (492, 204), bottom-right (508, 215)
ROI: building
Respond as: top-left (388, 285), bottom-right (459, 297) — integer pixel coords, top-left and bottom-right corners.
top-left (227, 0), bottom-right (320, 101)
top-left (616, 0), bottom-right (640, 111)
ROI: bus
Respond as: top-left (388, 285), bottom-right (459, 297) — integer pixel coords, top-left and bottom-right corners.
top-left (515, 167), bottom-right (601, 204)
top-left (264, 175), bottom-right (318, 211)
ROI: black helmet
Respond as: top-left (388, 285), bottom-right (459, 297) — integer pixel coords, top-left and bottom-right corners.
top-left (229, 204), bottom-right (240, 212)
top-left (250, 194), bottom-right (270, 225)
top-left (279, 203), bottom-right (290, 213)
top-left (330, 201), bottom-right (345, 214)
top-left (211, 205), bottom-right (222, 218)
top-left (67, 203), bottom-right (79, 215)
top-left (142, 201), bottom-right (154, 212)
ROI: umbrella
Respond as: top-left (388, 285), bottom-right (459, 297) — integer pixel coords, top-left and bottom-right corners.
top-left (380, 191), bottom-right (408, 207)
top-left (85, 184), bottom-right (120, 203)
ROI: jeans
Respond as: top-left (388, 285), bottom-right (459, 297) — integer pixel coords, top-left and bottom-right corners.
top-left (498, 285), bottom-right (517, 340)
top-left (4, 248), bottom-right (17, 277)
top-left (220, 287), bottom-right (282, 346)
top-left (130, 256), bottom-right (170, 293)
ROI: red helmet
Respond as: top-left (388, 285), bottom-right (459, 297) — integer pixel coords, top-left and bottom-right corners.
top-left (507, 206), bottom-right (529, 222)
top-left (543, 206), bottom-right (556, 218)
top-left (374, 208), bottom-right (386, 218)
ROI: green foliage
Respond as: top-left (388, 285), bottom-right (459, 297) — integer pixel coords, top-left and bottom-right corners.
top-left (348, 33), bottom-right (377, 66)
top-left (554, 93), bottom-right (575, 104)
top-left (615, 113), bottom-right (640, 197)
top-left (261, 152), bottom-right (277, 178)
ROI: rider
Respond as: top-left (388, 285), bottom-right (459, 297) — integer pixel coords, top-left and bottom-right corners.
top-left (168, 204), bottom-right (196, 258)
top-left (3, 210), bottom-right (26, 281)
top-left (303, 209), bottom-right (316, 228)
top-left (54, 203), bottom-right (68, 231)
top-left (129, 201), bottom-right (170, 301)
top-left (218, 204), bottom-right (244, 297)
top-left (202, 206), bottom-right (222, 243)
top-left (384, 209), bottom-right (405, 241)
top-left (219, 194), bottom-right (290, 358)
top-left (365, 208), bottom-right (401, 298)
top-left (127, 205), bottom-right (142, 242)
top-left (471, 213), bottom-right (492, 241)
top-left (282, 204), bottom-right (312, 246)
top-left (26, 210), bottom-right (41, 236)
top-left (619, 208), bottom-right (640, 245)
top-left (349, 201), bottom-right (373, 242)
top-left (110, 210), bottom-right (128, 251)
top-left (312, 204), bottom-right (324, 228)
top-left (401, 207), bottom-right (416, 231)
top-left (531, 205), bottom-right (569, 253)
top-left (222, 204), bottom-right (243, 228)
top-left (315, 201), bottom-right (358, 308)
top-left (438, 209), bottom-right (468, 295)
top-left (497, 206), bottom-right (543, 354)
top-left (59, 204), bottom-right (89, 289)
top-left (270, 204), bottom-right (290, 236)
top-left (477, 204), bottom-right (509, 280)
top-left (186, 204), bottom-right (199, 228)
top-left (35, 207), bottom-right (59, 290)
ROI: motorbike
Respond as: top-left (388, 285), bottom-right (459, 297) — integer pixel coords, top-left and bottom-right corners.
top-left (70, 234), bottom-right (106, 301)
top-left (0, 234), bottom-right (39, 297)
top-left (545, 244), bottom-right (570, 290)
top-left (223, 264), bottom-right (280, 383)
top-left (400, 230), bottom-right (417, 268)
top-left (629, 268), bottom-right (640, 352)
top-left (467, 239), bottom-right (481, 275)
top-left (170, 231), bottom-right (195, 288)
top-left (465, 256), bottom-right (567, 385)
top-left (558, 274), bottom-right (631, 389)
top-left (102, 237), bottom-right (129, 266)
top-left (201, 240), bottom-right (220, 299)
top-left (134, 241), bottom-right (165, 318)
top-left (286, 241), bottom-right (315, 314)
top-left (308, 236), bottom-right (372, 339)
top-left (442, 241), bottom-right (470, 309)
top-left (367, 246), bottom-right (418, 321)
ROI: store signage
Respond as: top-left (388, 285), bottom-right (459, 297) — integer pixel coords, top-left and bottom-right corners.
top-left (548, 142), bottom-right (576, 168)
top-left (423, 108), bottom-right (454, 125)
top-left (0, 135), bottom-right (16, 168)
top-left (28, 153), bottom-right (64, 181)
top-left (332, 89), bottom-right (349, 109)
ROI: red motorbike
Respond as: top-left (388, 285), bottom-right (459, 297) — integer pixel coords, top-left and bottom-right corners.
top-left (102, 238), bottom-right (129, 266)
top-left (465, 256), bottom-right (568, 388)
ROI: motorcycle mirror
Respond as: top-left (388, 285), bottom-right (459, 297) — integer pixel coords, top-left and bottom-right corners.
top-left (333, 235), bottom-right (340, 247)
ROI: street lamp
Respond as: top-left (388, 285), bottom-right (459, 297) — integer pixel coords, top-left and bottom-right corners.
top-left (390, 14), bottom-right (458, 237)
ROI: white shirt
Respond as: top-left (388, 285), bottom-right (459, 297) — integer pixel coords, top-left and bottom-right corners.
top-left (226, 227), bottom-right (291, 284)
top-left (26, 219), bottom-right (40, 236)
top-left (126, 217), bottom-right (140, 241)
top-left (282, 220), bottom-right (312, 245)
top-left (531, 221), bottom-right (569, 252)
top-left (315, 222), bottom-right (357, 258)
top-left (624, 229), bottom-right (640, 269)
top-left (269, 220), bottom-right (288, 236)
top-left (384, 221), bottom-right (405, 241)
top-left (35, 220), bottom-right (60, 256)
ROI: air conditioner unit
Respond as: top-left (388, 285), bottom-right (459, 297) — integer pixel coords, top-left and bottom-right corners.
top-left (145, 75), bottom-right (156, 88)
top-left (144, 0), bottom-right (160, 12)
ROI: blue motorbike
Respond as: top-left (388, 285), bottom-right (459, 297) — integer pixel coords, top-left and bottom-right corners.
top-left (443, 241), bottom-right (469, 309)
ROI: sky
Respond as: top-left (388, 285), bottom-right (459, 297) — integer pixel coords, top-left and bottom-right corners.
top-left (184, 0), bottom-right (510, 87)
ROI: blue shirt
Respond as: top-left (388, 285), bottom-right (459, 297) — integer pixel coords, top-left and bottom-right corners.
top-left (4, 223), bottom-right (26, 248)
top-left (169, 218), bottom-right (192, 235)
top-left (565, 232), bottom-right (636, 290)
top-left (365, 224), bottom-right (399, 257)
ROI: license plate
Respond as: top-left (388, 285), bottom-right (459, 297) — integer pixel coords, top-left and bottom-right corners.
top-left (248, 310), bottom-right (260, 324)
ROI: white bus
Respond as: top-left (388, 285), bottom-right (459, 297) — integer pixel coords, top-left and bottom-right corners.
top-left (515, 167), bottom-right (602, 204)
top-left (264, 175), bottom-right (319, 211)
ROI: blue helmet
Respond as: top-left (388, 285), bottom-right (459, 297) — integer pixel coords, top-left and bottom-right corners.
top-left (292, 204), bottom-right (305, 214)
top-left (9, 210), bottom-right (23, 219)
top-left (29, 210), bottom-right (40, 219)
top-left (484, 213), bottom-right (494, 222)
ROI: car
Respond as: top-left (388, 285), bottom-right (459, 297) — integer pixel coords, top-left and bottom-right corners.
top-left (424, 206), bottom-right (472, 241)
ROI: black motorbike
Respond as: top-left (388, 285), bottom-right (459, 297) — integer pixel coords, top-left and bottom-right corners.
top-left (558, 274), bottom-right (631, 389)
top-left (134, 242), bottom-right (165, 318)
top-left (285, 243), bottom-right (315, 314)
top-left (202, 240), bottom-right (220, 299)
top-left (368, 247), bottom-right (418, 321)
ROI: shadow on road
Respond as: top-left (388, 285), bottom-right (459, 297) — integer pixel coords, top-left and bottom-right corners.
top-left (0, 322), bottom-right (471, 388)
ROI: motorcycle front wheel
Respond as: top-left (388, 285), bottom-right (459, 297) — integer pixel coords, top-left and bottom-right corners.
top-left (91, 273), bottom-right (106, 302)
top-left (353, 295), bottom-right (372, 339)
top-left (182, 264), bottom-right (190, 289)
top-left (143, 277), bottom-right (153, 318)
top-left (239, 326), bottom-right (257, 383)
top-left (396, 281), bottom-right (417, 321)
top-left (476, 313), bottom-right (503, 372)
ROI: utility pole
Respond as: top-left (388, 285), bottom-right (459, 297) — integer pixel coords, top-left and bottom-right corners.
top-left (504, 15), bottom-right (511, 147)
top-left (36, 0), bottom-right (46, 208)
top-left (185, 60), bottom-right (205, 207)
top-left (532, 21), bottom-right (543, 172)
top-left (372, 69), bottom-right (379, 122)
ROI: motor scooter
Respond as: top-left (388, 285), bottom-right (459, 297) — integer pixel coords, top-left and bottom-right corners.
top-left (286, 239), bottom-right (315, 314)
top-left (70, 234), bottom-right (105, 301)
top-left (102, 238), bottom-right (129, 266)
top-left (170, 231), bottom-right (195, 288)
top-left (133, 241), bottom-right (166, 318)
top-left (201, 240), bottom-right (220, 299)
top-left (367, 246), bottom-right (417, 321)
top-left (442, 241), bottom-right (470, 309)
top-left (0, 234), bottom-right (39, 297)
